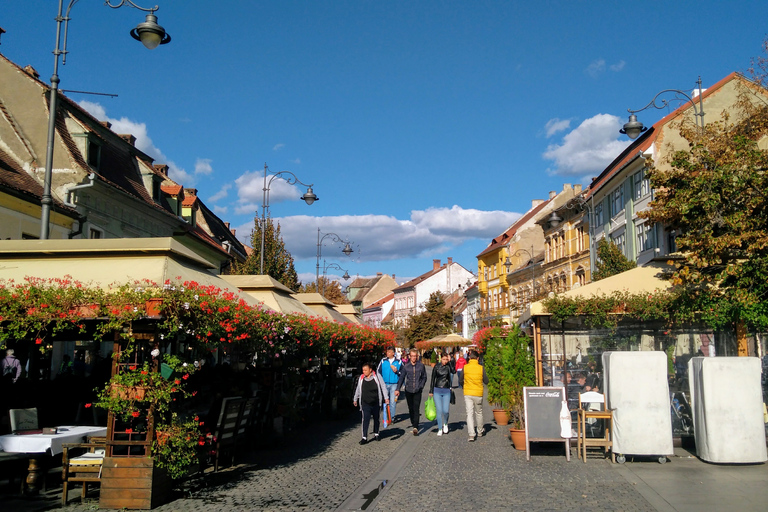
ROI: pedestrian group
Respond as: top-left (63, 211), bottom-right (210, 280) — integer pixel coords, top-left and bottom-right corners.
top-left (354, 346), bottom-right (488, 444)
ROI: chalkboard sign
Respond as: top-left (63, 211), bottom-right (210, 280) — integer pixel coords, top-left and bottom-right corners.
top-left (523, 386), bottom-right (570, 461)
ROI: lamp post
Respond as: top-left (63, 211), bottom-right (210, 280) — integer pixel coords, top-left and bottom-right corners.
top-left (316, 228), bottom-right (353, 285)
top-left (40, 0), bottom-right (171, 239)
top-left (619, 77), bottom-right (705, 140)
top-left (320, 260), bottom-right (351, 297)
top-left (260, 163), bottom-right (317, 274)
top-left (504, 245), bottom-right (535, 308)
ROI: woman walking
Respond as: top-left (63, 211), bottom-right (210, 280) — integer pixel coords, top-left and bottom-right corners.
top-left (429, 353), bottom-right (455, 436)
top-left (353, 362), bottom-right (389, 444)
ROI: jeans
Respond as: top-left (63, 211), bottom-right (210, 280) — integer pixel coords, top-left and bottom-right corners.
top-left (383, 383), bottom-right (398, 426)
top-left (404, 390), bottom-right (422, 429)
top-left (360, 401), bottom-right (380, 439)
top-left (433, 387), bottom-right (450, 430)
top-left (464, 394), bottom-right (484, 437)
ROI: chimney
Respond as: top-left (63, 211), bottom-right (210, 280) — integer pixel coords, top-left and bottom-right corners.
top-left (392, 274), bottom-right (395, 282)
top-left (433, 259), bottom-right (441, 270)
top-left (230, 228), bottom-right (236, 236)
top-left (376, 272), bottom-right (382, 276)
top-left (154, 164), bottom-right (169, 176)
top-left (119, 134), bottom-right (136, 146)
top-left (574, 184), bottom-right (582, 194)
top-left (447, 257), bottom-right (453, 266)
top-left (549, 190), bottom-right (557, 200)
top-left (224, 222), bottom-right (230, 229)
top-left (23, 65), bottom-right (40, 79)
top-left (532, 199), bottom-right (544, 208)
top-left (101, 121), bottom-right (112, 129)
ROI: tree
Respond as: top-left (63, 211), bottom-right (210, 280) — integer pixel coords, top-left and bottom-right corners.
top-left (297, 277), bottom-right (350, 305)
top-left (404, 292), bottom-right (453, 346)
top-left (232, 215), bottom-right (300, 291)
top-left (639, 80), bottom-right (768, 332)
top-left (592, 239), bottom-right (636, 281)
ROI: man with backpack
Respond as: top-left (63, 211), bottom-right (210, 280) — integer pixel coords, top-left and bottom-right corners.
top-left (395, 348), bottom-right (427, 436)
top-left (376, 346), bottom-right (401, 428)
top-left (1, 348), bottom-right (22, 383)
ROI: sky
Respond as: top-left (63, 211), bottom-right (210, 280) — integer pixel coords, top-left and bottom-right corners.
top-left (2, 1), bottom-right (767, 286)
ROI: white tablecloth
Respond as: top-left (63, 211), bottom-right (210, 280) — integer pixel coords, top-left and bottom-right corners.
top-left (0, 426), bottom-right (107, 456)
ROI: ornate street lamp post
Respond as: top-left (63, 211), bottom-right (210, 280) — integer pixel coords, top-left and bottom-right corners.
top-left (40, 0), bottom-right (172, 239)
top-left (620, 77), bottom-right (706, 140)
top-left (316, 228), bottom-right (352, 286)
top-left (321, 260), bottom-right (351, 297)
top-left (260, 163), bottom-right (317, 274)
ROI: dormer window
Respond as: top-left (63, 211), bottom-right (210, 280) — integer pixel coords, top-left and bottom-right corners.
top-left (87, 139), bottom-right (101, 169)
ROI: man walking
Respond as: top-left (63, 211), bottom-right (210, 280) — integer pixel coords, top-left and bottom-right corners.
top-left (1, 348), bottom-right (22, 383)
top-left (377, 346), bottom-right (401, 428)
top-left (459, 349), bottom-right (488, 442)
top-left (395, 348), bottom-right (427, 435)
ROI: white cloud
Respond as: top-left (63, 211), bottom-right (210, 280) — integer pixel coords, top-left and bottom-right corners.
top-left (194, 158), bottom-right (213, 175)
top-left (233, 168), bottom-right (309, 210)
top-left (545, 118), bottom-right (571, 138)
top-left (586, 59), bottom-right (606, 78)
top-left (542, 113), bottom-right (631, 177)
top-left (212, 205), bottom-right (228, 215)
top-left (78, 100), bottom-right (191, 184)
top-left (273, 143), bottom-right (285, 151)
top-left (233, 206), bottom-right (522, 264)
top-left (208, 183), bottom-right (231, 203)
top-left (609, 60), bottom-right (626, 72)
top-left (291, 158), bottom-right (301, 164)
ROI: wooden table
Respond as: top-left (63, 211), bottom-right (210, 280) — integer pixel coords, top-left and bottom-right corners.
top-left (0, 426), bottom-right (107, 494)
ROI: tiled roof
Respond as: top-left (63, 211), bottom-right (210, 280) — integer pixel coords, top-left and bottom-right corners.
top-left (161, 184), bottom-right (183, 195)
top-left (476, 199), bottom-right (552, 258)
top-left (393, 266), bottom-right (444, 292)
top-left (364, 291), bottom-right (394, 310)
top-left (0, 147), bottom-right (77, 216)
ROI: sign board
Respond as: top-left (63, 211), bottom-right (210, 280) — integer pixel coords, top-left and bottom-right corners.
top-left (523, 386), bottom-right (570, 461)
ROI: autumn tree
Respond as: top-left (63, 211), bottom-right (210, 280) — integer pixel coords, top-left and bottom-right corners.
top-left (297, 277), bottom-right (350, 305)
top-left (639, 79), bottom-right (768, 332)
top-left (232, 214), bottom-right (300, 291)
top-left (404, 292), bottom-right (453, 346)
top-left (592, 239), bottom-right (637, 281)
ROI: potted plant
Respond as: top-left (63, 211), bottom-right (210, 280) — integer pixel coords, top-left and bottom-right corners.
top-left (483, 327), bottom-right (510, 425)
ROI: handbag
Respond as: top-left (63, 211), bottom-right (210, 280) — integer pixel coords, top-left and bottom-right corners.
top-left (424, 397), bottom-right (437, 421)
top-left (450, 389), bottom-right (456, 405)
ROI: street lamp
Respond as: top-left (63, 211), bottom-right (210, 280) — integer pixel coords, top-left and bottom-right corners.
top-left (40, 0), bottom-right (171, 239)
top-left (316, 228), bottom-right (353, 285)
top-left (260, 163), bottom-right (318, 274)
top-left (321, 260), bottom-right (351, 297)
top-left (619, 76), bottom-right (705, 140)
top-left (504, 245), bottom-right (536, 307)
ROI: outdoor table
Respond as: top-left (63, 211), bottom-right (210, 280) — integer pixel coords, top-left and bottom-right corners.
top-left (0, 425), bottom-right (107, 494)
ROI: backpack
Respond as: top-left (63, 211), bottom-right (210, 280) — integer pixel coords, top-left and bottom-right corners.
top-left (3, 359), bottom-right (17, 378)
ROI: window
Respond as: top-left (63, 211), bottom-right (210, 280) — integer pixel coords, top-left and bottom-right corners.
top-left (636, 222), bottom-right (654, 253)
top-left (87, 140), bottom-right (101, 169)
top-left (610, 186), bottom-right (624, 217)
top-left (611, 232), bottom-right (626, 256)
top-left (576, 225), bottom-right (586, 252)
top-left (89, 227), bottom-right (103, 239)
top-left (594, 203), bottom-right (604, 226)
top-left (633, 169), bottom-right (650, 200)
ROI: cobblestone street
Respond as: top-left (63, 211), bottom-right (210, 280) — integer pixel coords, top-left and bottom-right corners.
top-left (7, 368), bottom-right (768, 511)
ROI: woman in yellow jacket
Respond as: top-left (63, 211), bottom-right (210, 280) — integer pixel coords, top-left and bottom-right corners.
top-left (458, 350), bottom-right (488, 442)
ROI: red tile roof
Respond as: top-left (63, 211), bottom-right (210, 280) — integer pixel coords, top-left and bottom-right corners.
top-left (161, 184), bottom-right (183, 195)
top-left (365, 292), bottom-right (394, 309)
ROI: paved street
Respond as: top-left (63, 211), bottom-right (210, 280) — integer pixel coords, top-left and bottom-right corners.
top-left (5, 367), bottom-right (768, 511)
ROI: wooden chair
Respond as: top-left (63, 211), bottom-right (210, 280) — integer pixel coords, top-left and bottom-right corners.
top-left (576, 391), bottom-right (614, 463)
top-left (61, 436), bottom-right (106, 506)
top-left (213, 397), bottom-right (245, 472)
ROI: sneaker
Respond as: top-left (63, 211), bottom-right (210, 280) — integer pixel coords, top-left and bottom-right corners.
top-left (373, 434), bottom-right (380, 441)
top-left (437, 430), bottom-right (443, 436)
top-left (468, 436), bottom-right (475, 442)
top-left (443, 424), bottom-right (449, 434)
top-left (359, 438), bottom-right (367, 445)
top-left (412, 428), bottom-right (418, 436)
top-left (478, 428), bottom-right (485, 437)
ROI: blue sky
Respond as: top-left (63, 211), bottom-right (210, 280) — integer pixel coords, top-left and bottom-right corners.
top-left (3, 1), bottom-right (767, 285)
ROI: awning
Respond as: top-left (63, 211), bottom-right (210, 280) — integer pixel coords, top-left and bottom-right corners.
top-left (294, 293), bottom-right (355, 323)
top-left (333, 303), bottom-right (362, 324)
top-left (219, 275), bottom-right (317, 316)
top-left (522, 259), bottom-right (674, 322)
top-left (0, 238), bottom-right (265, 308)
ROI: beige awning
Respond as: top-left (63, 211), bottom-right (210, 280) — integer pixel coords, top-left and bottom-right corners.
top-left (523, 260), bottom-right (674, 321)
top-left (0, 238), bottom-right (265, 308)
top-left (218, 275), bottom-right (317, 316)
top-left (333, 303), bottom-right (362, 324)
top-left (294, 293), bottom-right (355, 323)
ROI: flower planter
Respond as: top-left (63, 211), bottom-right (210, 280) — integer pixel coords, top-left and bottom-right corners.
top-left (99, 456), bottom-right (171, 509)
top-left (509, 428), bottom-right (526, 451)
top-left (145, 298), bottom-right (164, 318)
top-left (492, 409), bottom-right (510, 426)
top-left (110, 384), bottom-right (147, 401)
